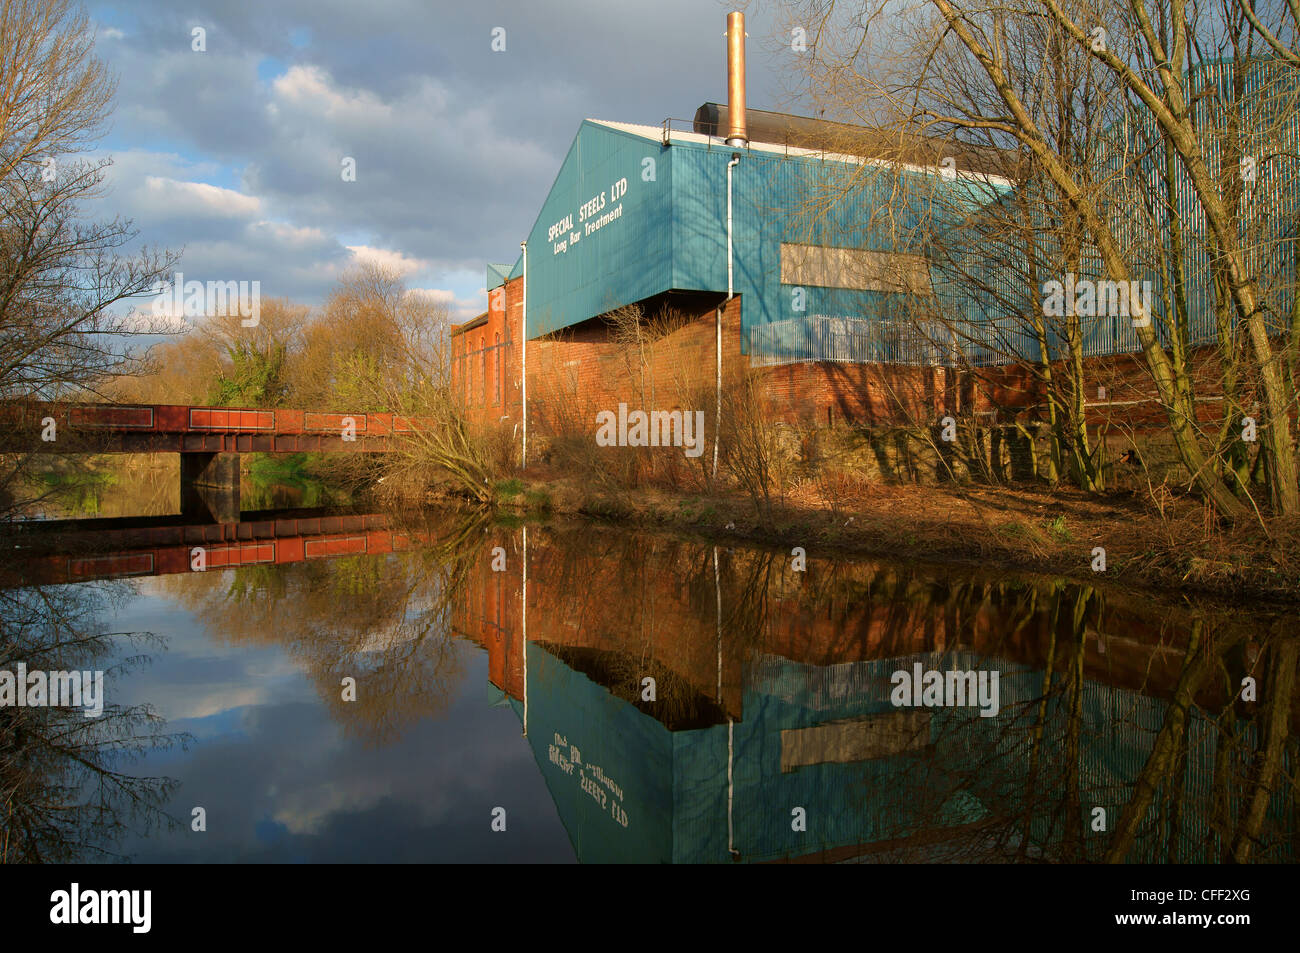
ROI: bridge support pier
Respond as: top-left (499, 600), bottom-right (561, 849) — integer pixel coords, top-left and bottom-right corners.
top-left (180, 452), bottom-right (240, 523)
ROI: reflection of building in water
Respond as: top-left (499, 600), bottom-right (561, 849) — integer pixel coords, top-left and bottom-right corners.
top-left (454, 526), bottom-right (1295, 863)
top-left (499, 643), bottom-right (1026, 863)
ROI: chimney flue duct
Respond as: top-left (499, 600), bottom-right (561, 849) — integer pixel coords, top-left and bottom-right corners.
top-left (725, 11), bottom-right (748, 146)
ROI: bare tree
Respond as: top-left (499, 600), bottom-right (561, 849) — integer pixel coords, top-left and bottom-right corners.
top-left (0, 0), bottom-right (176, 402)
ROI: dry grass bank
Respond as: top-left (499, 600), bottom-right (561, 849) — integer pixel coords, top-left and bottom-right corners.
top-left (452, 470), bottom-right (1300, 606)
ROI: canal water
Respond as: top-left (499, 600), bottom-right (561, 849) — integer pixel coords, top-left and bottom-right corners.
top-left (1, 503), bottom-right (1295, 863)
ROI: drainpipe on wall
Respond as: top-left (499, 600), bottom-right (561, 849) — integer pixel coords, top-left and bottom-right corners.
top-left (714, 153), bottom-right (740, 483)
top-left (520, 240), bottom-right (528, 469)
top-left (727, 717), bottom-right (737, 860)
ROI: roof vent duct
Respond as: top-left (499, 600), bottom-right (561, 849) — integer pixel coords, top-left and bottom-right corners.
top-left (725, 11), bottom-right (748, 147)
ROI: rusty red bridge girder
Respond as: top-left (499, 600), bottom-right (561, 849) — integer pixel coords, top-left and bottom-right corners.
top-left (0, 402), bottom-right (432, 454)
top-left (0, 402), bottom-right (434, 522)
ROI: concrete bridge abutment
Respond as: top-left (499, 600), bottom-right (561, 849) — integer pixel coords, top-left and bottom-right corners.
top-left (180, 452), bottom-right (240, 523)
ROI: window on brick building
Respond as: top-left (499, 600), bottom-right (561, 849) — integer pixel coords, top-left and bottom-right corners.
top-left (495, 334), bottom-right (502, 406)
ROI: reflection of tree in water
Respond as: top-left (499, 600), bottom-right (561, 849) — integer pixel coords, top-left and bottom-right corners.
top-left (6, 454), bottom-right (176, 520)
top-left (160, 509), bottom-right (488, 745)
top-left (827, 583), bottom-right (1299, 863)
top-left (241, 453), bottom-right (352, 511)
top-left (0, 572), bottom-right (186, 862)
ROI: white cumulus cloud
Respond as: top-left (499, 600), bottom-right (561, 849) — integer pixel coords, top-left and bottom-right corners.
top-left (346, 244), bottom-right (431, 277)
top-left (142, 176), bottom-right (263, 218)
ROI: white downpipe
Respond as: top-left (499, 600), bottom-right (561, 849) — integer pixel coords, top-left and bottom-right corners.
top-left (728, 155), bottom-right (739, 298)
top-left (520, 240), bottom-right (528, 469)
top-left (727, 717), bottom-right (735, 859)
top-left (714, 545), bottom-right (722, 704)
top-left (715, 153), bottom-right (740, 482)
top-left (712, 308), bottom-right (720, 484)
top-left (718, 542), bottom-right (736, 860)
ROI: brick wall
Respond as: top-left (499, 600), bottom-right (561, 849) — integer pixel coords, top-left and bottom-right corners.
top-left (527, 296), bottom-right (741, 434)
top-left (455, 289), bottom-right (1030, 434)
top-left (450, 275), bottom-right (524, 425)
top-left (757, 361), bottom-right (1044, 427)
top-left (452, 281), bottom-right (1255, 443)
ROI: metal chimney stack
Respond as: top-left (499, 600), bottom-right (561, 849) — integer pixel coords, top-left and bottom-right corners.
top-left (725, 12), bottom-right (748, 147)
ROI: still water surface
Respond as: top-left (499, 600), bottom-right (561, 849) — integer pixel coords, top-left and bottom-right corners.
top-left (2, 503), bottom-right (1295, 863)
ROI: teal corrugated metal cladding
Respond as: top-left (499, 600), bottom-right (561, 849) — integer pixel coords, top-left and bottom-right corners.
top-left (519, 121), bottom-right (974, 352)
top-left (522, 122), bottom-right (675, 338)
top-left (671, 144), bottom-right (943, 327)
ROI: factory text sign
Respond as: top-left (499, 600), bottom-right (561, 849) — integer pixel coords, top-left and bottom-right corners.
top-left (548, 175), bottom-right (629, 257)
top-left (547, 730), bottom-right (630, 828)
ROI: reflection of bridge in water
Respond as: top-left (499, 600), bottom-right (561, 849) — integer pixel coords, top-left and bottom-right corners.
top-left (453, 524), bottom-right (1295, 864)
top-left (0, 509), bottom-right (425, 587)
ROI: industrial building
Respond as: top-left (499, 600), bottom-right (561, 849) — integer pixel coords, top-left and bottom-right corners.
top-left (450, 13), bottom-right (1296, 462)
top-left (449, 11), bottom-right (1038, 449)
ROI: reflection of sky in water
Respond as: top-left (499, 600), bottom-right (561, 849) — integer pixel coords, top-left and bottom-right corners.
top-left (101, 575), bottom-right (575, 863)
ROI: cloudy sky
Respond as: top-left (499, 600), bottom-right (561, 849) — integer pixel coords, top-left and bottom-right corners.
top-left (84, 0), bottom-right (801, 323)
